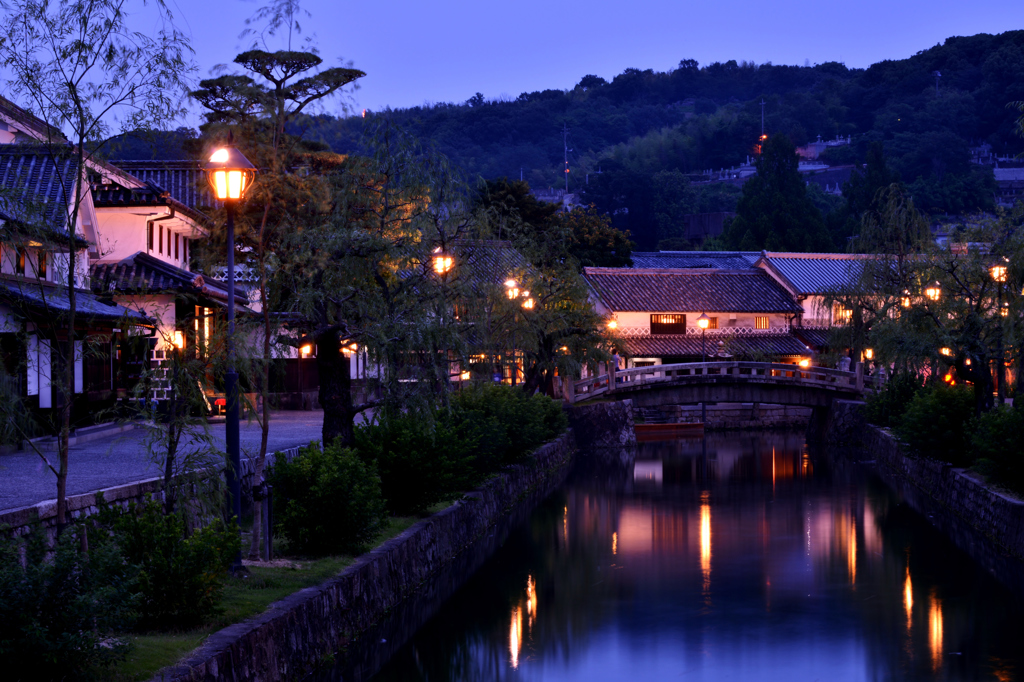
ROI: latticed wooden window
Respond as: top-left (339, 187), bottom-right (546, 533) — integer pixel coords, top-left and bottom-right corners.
top-left (707, 316), bottom-right (718, 329)
top-left (755, 316), bottom-right (769, 330)
top-left (650, 314), bottom-right (686, 334)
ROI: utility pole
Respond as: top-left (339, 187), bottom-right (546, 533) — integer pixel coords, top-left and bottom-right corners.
top-left (563, 123), bottom-right (571, 193)
top-left (760, 99), bottom-right (766, 137)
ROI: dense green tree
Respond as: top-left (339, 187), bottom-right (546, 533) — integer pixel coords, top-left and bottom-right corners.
top-left (720, 134), bottom-right (832, 251)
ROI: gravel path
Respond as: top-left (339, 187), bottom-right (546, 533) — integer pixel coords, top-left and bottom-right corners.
top-left (0, 411), bottom-right (331, 513)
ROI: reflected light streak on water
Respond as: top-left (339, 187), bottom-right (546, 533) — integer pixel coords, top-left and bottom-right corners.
top-left (700, 491), bottom-right (711, 596)
top-left (848, 521), bottom-right (857, 585)
top-left (930, 591), bottom-right (943, 671)
top-left (509, 605), bottom-right (522, 669)
top-left (611, 531), bottom-right (617, 556)
top-left (904, 567), bottom-right (914, 631)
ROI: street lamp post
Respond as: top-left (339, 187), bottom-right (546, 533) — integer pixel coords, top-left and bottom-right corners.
top-left (205, 143), bottom-right (257, 572)
top-left (991, 263), bottom-right (1007, 404)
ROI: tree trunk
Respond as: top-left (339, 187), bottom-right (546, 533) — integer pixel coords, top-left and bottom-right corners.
top-left (318, 330), bottom-right (356, 448)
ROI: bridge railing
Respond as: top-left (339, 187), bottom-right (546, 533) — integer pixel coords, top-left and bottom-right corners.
top-left (570, 361), bottom-right (882, 401)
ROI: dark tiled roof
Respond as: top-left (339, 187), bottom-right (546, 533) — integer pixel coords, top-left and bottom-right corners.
top-left (90, 251), bottom-right (245, 305)
top-left (107, 159), bottom-right (210, 209)
top-left (630, 251), bottom-right (759, 269)
top-left (758, 252), bottom-right (869, 295)
top-left (0, 279), bottom-right (149, 323)
top-left (793, 326), bottom-right (833, 350)
top-left (91, 180), bottom-right (210, 227)
top-left (623, 332), bottom-right (810, 358)
top-left (585, 268), bottom-right (803, 314)
top-left (0, 96), bottom-right (65, 142)
top-left (0, 145), bottom-right (79, 232)
top-left (455, 239), bottom-right (530, 287)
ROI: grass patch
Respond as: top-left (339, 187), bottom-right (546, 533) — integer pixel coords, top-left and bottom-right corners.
top-left (110, 513), bottom-right (438, 681)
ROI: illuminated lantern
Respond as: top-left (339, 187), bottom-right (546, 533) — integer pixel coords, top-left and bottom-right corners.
top-left (205, 146), bottom-right (256, 201)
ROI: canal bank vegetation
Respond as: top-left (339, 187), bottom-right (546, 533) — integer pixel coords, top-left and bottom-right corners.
top-left (829, 191), bottom-right (1024, 495)
top-left (0, 386), bottom-right (568, 681)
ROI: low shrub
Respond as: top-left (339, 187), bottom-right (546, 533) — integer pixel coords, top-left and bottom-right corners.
top-left (451, 384), bottom-right (568, 469)
top-left (863, 370), bottom-right (925, 427)
top-left (969, 404), bottom-right (1024, 493)
top-left (355, 411), bottom-right (479, 515)
top-left (895, 383), bottom-right (975, 465)
top-left (270, 441), bottom-right (387, 555)
top-left (100, 498), bottom-right (240, 629)
top-left (0, 525), bottom-right (139, 681)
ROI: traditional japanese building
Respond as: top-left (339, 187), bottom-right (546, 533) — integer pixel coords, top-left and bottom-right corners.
top-left (584, 267), bottom-right (811, 366)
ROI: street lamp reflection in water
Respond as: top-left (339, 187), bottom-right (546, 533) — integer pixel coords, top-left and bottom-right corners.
top-left (929, 592), bottom-right (944, 671)
top-left (904, 567), bottom-right (913, 631)
top-left (700, 491), bottom-right (712, 595)
top-left (509, 605), bottom-right (522, 668)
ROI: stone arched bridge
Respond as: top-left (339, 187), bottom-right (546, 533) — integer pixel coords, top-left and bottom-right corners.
top-left (567, 361), bottom-right (879, 409)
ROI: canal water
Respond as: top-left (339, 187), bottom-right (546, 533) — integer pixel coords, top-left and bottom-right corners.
top-left (352, 432), bottom-right (1024, 681)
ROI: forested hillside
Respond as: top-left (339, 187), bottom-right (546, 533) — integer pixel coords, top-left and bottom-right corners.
top-left (110, 31), bottom-right (1024, 250)
top-left (292, 31), bottom-right (1024, 248)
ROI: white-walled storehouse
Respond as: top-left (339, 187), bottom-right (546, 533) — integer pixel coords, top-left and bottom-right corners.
top-left (584, 267), bottom-right (812, 365)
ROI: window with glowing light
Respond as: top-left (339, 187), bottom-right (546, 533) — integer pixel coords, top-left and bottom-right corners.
top-left (650, 314), bottom-right (685, 335)
top-left (755, 316), bottom-right (770, 330)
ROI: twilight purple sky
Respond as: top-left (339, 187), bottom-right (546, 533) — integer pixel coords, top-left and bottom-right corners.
top-left (169, 0), bottom-right (1024, 120)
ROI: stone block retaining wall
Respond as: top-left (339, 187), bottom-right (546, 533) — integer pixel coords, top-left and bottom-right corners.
top-left (670, 403), bottom-right (811, 430)
top-left (152, 430), bottom-right (577, 682)
top-left (826, 399), bottom-right (1024, 561)
top-left (566, 400), bottom-right (636, 449)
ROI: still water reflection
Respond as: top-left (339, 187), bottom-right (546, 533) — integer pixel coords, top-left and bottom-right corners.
top-left (370, 432), bottom-right (1024, 681)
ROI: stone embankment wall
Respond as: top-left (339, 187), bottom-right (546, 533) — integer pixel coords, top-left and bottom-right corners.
top-left (667, 403), bottom-right (811, 430)
top-left (0, 443), bottom-right (307, 539)
top-left (826, 400), bottom-right (1024, 560)
top-left (566, 400), bottom-right (636, 449)
top-left (152, 430), bottom-right (577, 682)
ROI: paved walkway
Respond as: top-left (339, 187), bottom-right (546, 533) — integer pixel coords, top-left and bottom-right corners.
top-left (0, 411), bottom-right (331, 513)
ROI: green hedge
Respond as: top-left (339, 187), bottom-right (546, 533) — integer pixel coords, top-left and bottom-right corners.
top-left (0, 525), bottom-right (138, 681)
top-left (269, 441), bottom-right (387, 556)
top-left (895, 384), bottom-right (975, 466)
top-left (99, 498), bottom-right (240, 629)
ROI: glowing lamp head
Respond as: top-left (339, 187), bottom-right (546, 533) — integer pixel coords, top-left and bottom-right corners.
top-left (697, 312), bottom-right (710, 330)
top-left (205, 145), bottom-right (257, 201)
top-left (607, 320), bottom-right (618, 331)
top-left (505, 280), bottom-right (520, 299)
top-left (522, 295), bottom-right (535, 310)
top-left (432, 249), bottom-right (453, 275)
top-left (300, 344), bottom-right (312, 358)
top-left (864, 348), bottom-right (874, 361)
top-left (925, 285), bottom-right (941, 302)
top-left (799, 358), bottom-right (810, 368)
top-left (172, 331), bottom-right (185, 349)
top-left (990, 265), bottom-right (1007, 283)
top-left (460, 371), bottom-right (470, 381)
top-left (939, 347), bottom-right (952, 357)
